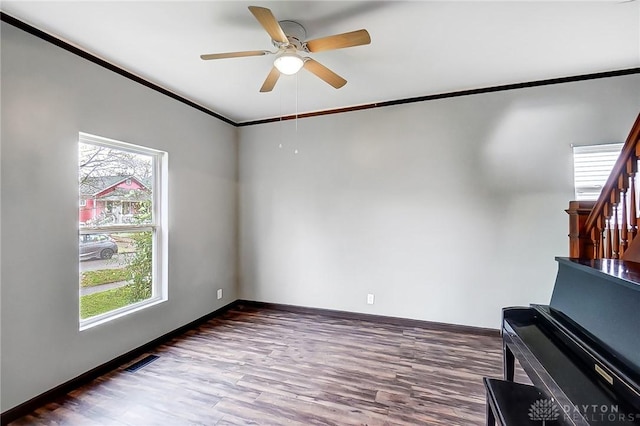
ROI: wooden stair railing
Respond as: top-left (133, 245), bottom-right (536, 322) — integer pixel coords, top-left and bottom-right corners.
top-left (568, 113), bottom-right (640, 260)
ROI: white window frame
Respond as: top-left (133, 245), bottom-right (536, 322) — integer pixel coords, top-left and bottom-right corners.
top-left (79, 132), bottom-right (168, 330)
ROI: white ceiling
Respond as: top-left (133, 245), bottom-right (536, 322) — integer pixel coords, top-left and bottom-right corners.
top-left (2, 1), bottom-right (639, 124)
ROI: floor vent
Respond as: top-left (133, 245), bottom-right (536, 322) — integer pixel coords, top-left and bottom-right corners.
top-left (125, 355), bottom-right (159, 372)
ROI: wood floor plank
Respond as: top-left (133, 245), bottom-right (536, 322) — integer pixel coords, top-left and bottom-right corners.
top-left (9, 305), bottom-right (511, 425)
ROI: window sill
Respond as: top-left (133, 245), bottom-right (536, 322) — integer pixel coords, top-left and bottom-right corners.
top-left (79, 296), bottom-right (167, 331)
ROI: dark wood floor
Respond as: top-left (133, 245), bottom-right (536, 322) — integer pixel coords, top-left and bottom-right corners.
top-left (10, 305), bottom-right (523, 425)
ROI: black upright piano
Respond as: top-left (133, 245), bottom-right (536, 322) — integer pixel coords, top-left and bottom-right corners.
top-left (502, 257), bottom-right (640, 425)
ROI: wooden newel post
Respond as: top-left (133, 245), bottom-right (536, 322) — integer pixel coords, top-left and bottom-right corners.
top-left (566, 200), bottom-right (596, 258)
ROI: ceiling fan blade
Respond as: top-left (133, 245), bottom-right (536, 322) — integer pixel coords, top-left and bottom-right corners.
top-left (200, 50), bottom-right (271, 60)
top-left (260, 67), bottom-right (280, 92)
top-left (248, 6), bottom-right (288, 44)
top-left (305, 29), bottom-right (371, 52)
top-left (303, 59), bottom-right (347, 89)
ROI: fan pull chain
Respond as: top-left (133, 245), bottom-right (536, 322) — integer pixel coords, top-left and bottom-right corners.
top-left (294, 72), bottom-right (299, 154)
top-left (278, 80), bottom-right (283, 149)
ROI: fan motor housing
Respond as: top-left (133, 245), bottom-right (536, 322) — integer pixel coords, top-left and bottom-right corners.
top-left (275, 20), bottom-right (307, 50)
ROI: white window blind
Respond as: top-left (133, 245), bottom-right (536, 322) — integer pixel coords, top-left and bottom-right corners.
top-left (573, 143), bottom-right (624, 201)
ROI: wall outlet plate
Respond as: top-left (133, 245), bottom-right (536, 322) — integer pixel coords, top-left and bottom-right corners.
top-left (367, 293), bottom-right (375, 305)
top-left (217, 289), bottom-right (223, 300)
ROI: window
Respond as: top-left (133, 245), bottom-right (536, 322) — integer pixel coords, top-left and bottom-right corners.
top-left (78, 132), bottom-right (167, 329)
top-left (573, 143), bottom-right (623, 201)
top-left (79, 199), bottom-right (87, 207)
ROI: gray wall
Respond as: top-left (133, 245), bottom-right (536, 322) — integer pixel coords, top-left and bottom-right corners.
top-left (2, 15), bottom-right (639, 415)
top-left (1, 23), bottom-right (238, 411)
top-left (238, 74), bottom-right (640, 329)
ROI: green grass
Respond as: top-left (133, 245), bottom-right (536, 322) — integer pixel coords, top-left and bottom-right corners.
top-left (80, 286), bottom-right (133, 319)
top-left (81, 268), bottom-right (129, 287)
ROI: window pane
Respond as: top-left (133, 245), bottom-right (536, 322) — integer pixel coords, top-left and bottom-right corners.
top-left (79, 143), bottom-right (153, 226)
top-left (79, 231), bottom-right (153, 320)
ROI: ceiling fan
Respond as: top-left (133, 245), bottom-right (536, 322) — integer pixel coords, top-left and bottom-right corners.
top-left (200, 6), bottom-right (371, 92)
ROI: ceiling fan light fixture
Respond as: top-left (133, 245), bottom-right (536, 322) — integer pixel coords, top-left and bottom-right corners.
top-left (200, 7), bottom-right (370, 92)
top-left (274, 53), bottom-right (304, 75)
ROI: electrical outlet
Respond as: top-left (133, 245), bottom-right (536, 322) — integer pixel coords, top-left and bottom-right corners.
top-left (217, 289), bottom-right (223, 300)
top-left (367, 293), bottom-right (375, 305)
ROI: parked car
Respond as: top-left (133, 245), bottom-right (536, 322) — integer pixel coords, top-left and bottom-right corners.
top-left (80, 234), bottom-right (118, 260)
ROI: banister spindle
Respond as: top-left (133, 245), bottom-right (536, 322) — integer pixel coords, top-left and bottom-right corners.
top-left (597, 215), bottom-right (605, 259)
top-left (610, 190), bottom-right (620, 258)
top-left (628, 158), bottom-right (638, 245)
top-left (608, 220), bottom-right (615, 259)
top-left (604, 203), bottom-right (613, 259)
top-left (621, 188), bottom-right (629, 257)
top-left (591, 227), bottom-right (599, 259)
top-left (613, 204), bottom-right (620, 258)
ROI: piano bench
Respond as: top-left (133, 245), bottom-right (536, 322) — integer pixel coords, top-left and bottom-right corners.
top-left (483, 378), bottom-right (559, 425)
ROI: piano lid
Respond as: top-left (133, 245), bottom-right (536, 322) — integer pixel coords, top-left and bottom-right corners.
top-left (551, 257), bottom-right (640, 380)
top-left (557, 257), bottom-right (640, 290)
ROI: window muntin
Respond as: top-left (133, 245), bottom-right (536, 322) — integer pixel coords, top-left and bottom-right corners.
top-left (78, 132), bottom-right (166, 329)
